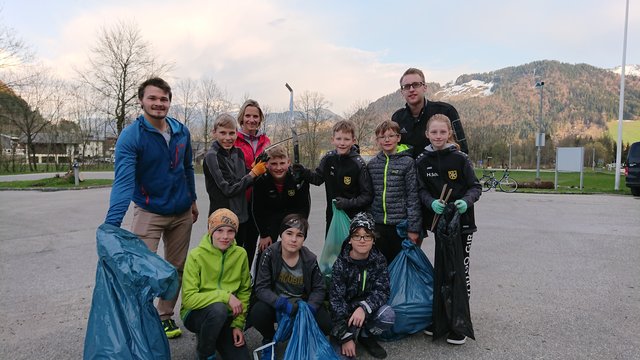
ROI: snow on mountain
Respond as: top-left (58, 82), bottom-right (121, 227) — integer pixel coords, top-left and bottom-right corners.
top-left (435, 79), bottom-right (494, 99)
top-left (609, 64), bottom-right (640, 77)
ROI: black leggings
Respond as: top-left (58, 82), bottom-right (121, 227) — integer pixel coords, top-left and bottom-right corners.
top-left (183, 302), bottom-right (250, 360)
top-left (248, 300), bottom-right (332, 341)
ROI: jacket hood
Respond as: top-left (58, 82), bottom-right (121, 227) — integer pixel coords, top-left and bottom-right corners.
top-left (375, 149), bottom-right (412, 161)
top-left (424, 143), bottom-right (458, 154)
top-left (270, 240), bottom-right (318, 265)
top-left (198, 233), bottom-right (238, 255)
top-left (237, 129), bottom-right (268, 141)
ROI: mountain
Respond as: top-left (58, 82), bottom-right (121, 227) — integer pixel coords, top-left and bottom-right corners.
top-left (364, 60), bottom-right (640, 144)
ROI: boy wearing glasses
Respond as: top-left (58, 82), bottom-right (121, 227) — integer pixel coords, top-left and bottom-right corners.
top-left (392, 67), bottom-right (468, 157)
top-left (294, 120), bottom-right (373, 234)
top-left (367, 120), bottom-right (422, 264)
top-left (330, 212), bottom-right (395, 359)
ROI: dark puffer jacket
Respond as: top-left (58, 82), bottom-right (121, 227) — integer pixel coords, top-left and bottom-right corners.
top-left (329, 240), bottom-right (390, 343)
top-left (367, 150), bottom-right (422, 233)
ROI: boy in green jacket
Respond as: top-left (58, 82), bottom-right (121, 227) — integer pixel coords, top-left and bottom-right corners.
top-left (180, 208), bottom-right (252, 360)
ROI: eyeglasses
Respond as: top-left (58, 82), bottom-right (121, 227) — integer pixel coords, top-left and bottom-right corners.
top-left (376, 134), bottom-right (399, 141)
top-left (400, 81), bottom-right (425, 91)
top-left (350, 234), bottom-right (373, 242)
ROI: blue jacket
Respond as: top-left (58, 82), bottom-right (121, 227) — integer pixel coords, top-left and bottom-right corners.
top-left (105, 115), bottom-right (196, 227)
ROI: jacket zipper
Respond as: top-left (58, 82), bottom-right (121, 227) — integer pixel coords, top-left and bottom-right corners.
top-left (382, 154), bottom-right (389, 224)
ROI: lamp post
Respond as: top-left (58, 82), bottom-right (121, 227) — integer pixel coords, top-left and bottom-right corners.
top-left (285, 83), bottom-right (294, 127)
top-left (535, 81), bottom-right (544, 181)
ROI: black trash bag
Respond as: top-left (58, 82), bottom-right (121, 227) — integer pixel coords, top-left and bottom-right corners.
top-left (432, 203), bottom-right (475, 340)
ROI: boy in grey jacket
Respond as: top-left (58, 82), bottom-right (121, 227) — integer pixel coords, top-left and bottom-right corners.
top-left (367, 120), bottom-right (422, 265)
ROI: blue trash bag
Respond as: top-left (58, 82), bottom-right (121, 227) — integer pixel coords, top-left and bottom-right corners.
top-left (252, 310), bottom-right (295, 360)
top-left (283, 302), bottom-right (339, 360)
top-left (83, 223), bottom-right (179, 360)
top-left (318, 200), bottom-right (350, 275)
top-left (381, 239), bottom-right (435, 341)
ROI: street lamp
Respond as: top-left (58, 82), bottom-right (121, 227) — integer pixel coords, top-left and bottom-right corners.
top-left (285, 83), bottom-right (294, 127)
top-left (535, 81), bottom-right (544, 181)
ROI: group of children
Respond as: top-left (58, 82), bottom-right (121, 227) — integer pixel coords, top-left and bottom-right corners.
top-left (178, 99), bottom-right (481, 359)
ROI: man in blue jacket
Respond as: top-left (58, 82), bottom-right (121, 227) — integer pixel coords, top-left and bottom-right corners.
top-left (105, 77), bottom-right (199, 339)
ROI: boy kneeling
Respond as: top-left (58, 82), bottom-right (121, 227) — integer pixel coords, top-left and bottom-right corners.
top-left (180, 209), bottom-right (251, 360)
top-left (330, 212), bottom-right (395, 359)
top-left (249, 214), bottom-right (331, 359)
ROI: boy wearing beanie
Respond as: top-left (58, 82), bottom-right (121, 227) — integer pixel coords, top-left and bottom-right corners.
top-left (249, 214), bottom-right (331, 359)
top-left (330, 212), bottom-right (395, 359)
top-left (180, 209), bottom-right (251, 360)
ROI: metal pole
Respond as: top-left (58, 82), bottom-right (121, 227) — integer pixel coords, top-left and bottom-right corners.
top-left (615, 0), bottom-right (629, 190)
top-left (536, 82), bottom-right (544, 181)
top-left (285, 83), bottom-right (294, 127)
top-left (509, 144), bottom-right (512, 169)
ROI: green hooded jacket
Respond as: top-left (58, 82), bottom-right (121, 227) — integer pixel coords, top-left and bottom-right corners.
top-left (180, 233), bottom-right (251, 329)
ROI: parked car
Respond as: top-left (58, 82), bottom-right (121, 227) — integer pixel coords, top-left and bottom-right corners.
top-left (625, 141), bottom-right (640, 196)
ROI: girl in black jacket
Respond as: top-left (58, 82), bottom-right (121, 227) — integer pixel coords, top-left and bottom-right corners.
top-left (415, 114), bottom-right (481, 345)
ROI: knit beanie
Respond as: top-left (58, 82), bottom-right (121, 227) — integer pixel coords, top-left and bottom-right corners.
top-left (349, 212), bottom-right (375, 234)
top-left (208, 208), bottom-right (239, 236)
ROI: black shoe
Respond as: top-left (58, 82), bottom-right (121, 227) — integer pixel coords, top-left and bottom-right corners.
top-left (446, 331), bottom-right (466, 345)
top-left (358, 335), bottom-right (387, 359)
top-left (423, 324), bottom-right (433, 336)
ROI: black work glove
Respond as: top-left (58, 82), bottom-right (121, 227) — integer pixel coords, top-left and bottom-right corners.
top-left (291, 163), bottom-right (310, 182)
top-left (334, 197), bottom-right (348, 210)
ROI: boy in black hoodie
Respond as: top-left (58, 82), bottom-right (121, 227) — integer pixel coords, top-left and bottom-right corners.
top-left (295, 120), bottom-right (373, 233)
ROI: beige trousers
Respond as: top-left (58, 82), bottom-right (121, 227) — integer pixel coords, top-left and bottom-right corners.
top-left (131, 205), bottom-right (193, 320)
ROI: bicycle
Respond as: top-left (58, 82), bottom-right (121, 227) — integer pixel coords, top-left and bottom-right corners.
top-left (479, 168), bottom-right (518, 192)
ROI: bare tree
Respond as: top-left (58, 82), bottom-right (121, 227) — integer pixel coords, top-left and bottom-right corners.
top-left (197, 77), bottom-right (231, 150)
top-left (343, 99), bottom-right (377, 151)
top-left (171, 78), bottom-right (198, 127)
top-left (0, 66), bottom-right (64, 170)
top-left (66, 82), bottom-right (106, 160)
top-left (296, 90), bottom-right (332, 167)
top-left (76, 20), bottom-right (172, 136)
top-left (0, 14), bottom-right (32, 71)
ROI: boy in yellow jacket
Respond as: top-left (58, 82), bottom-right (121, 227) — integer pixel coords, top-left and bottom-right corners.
top-left (180, 208), bottom-right (252, 360)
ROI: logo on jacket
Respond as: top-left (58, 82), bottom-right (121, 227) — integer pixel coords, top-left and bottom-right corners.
top-left (448, 170), bottom-right (458, 180)
top-left (288, 189), bottom-right (296, 197)
top-left (343, 176), bottom-right (351, 185)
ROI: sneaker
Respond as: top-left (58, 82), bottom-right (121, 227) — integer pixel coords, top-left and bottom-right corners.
top-left (358, 335), bottom-right (387, 359)
top-left (423, 324), bottom-right (433, 336)
top-left (162, 319), bottom-right (182, 339)
top-left (446, 331), bottom-right (466, 345)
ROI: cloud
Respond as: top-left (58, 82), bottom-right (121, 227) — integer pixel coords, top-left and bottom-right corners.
top-left (37, 0), bottom-right (404, 113)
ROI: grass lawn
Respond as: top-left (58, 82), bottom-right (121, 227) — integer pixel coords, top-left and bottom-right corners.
top-left (475, 168), bottom-right (632, 195)
top-left (607, 120), bottom-right (640, 144)
top-left (0, 177), bottom-right (113, 189)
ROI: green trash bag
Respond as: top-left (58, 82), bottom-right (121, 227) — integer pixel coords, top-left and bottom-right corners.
top-left (318, 200), bottom-right (350, 275)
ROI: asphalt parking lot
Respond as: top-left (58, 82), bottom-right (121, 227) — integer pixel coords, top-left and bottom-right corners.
top-left (1, 173), bottom-right (639, 359)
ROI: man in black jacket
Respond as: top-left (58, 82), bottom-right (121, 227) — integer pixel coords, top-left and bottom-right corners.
top-left (392, 67), bottom-right (468, 158)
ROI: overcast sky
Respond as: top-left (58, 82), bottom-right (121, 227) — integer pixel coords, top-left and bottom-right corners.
top-left (2, 0), bottom-right (638, 113)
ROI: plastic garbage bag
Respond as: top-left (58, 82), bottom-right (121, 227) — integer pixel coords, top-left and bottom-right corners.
top-left (283, 302), bottom-right (339, 360)
top-left (432, 204), bottom-right (474, 340)
top-left (318, 201), bottom-right (350, 275)
top-left (83, 223), bottom-right (179, 360)
top-left (252, 309), bottom-right (295, 360)
top-left (381, 239), bottom-right (434, 341)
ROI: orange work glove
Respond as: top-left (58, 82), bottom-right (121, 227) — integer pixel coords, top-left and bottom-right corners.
top-left (251, 162), bottom-right (267, 177)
